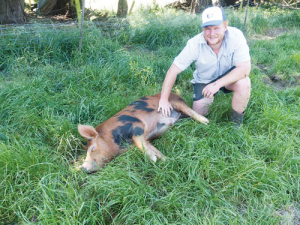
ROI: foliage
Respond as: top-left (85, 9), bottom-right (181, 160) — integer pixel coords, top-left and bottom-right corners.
top-left (1, 7), bottom-right (300, 224)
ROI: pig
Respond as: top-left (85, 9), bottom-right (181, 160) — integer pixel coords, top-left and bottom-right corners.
top-left (78, 93), bottom-right (209, 173)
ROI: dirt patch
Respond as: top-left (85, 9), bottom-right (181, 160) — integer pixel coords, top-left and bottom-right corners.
top-left (257, 62), bottom-right (300, 90)
top-left (276, 205), bottom-right (300, 225)
top-left (263, 76), bottom-right (286, 91)
top-left (25, 11), bottom-right (75, 24)
top-left (254, 28), bottom-right (300, 90)
top-left (265, 27), bottom-right (289, 38)
top-left (251, 28), bottom-right (289, 41)
top-left (262, 73), bottom-right (300, 91)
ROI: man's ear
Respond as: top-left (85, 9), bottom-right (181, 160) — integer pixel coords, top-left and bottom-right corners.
top-left (223, 21), bottom-right (228, 29)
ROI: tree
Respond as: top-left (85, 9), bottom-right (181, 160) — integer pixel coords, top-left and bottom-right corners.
top-left (117, 0), bottom-right (128, 17)
top-left (36, 0), bottom-right (73, 16)
top-left (0, 0), bottom-right (25, 24)
top-left (223, 0), bottom-right (236, 6)
top-left (191, 0), bottom-right (212, 13)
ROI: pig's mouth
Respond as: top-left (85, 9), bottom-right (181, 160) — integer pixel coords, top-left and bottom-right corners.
top-left (78, 161), bottom-right (100, 173)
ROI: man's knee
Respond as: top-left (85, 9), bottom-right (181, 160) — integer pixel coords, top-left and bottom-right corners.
top-left (193, 97), bottom-right (214, 116)
top-left (227, 77), bottom-right (251, 94)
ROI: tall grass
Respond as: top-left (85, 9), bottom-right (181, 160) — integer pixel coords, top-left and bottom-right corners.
top-left (1, 6), bottom-right (300, 224)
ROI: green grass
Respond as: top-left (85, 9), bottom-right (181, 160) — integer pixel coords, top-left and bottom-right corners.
top-left (1, 6), bottom-right (300, 224)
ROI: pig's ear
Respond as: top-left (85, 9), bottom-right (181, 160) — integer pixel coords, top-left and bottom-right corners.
top-left (78, 125), bottom-right (97, 140)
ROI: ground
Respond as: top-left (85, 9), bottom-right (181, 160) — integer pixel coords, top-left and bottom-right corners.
top-left (252, 28), bottom-right (300, 90)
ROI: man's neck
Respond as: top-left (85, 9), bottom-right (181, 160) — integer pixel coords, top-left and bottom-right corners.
top-left (209, 41), bottom-right (223, 56)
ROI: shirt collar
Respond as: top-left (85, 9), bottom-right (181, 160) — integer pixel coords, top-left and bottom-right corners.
top-left (223, 28), bottom-right (229, 45)
top-left (199, 32), bottom-right (207, 44)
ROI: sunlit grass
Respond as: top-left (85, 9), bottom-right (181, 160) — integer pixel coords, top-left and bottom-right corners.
top-left (0, 6), bottom-right (300, 224)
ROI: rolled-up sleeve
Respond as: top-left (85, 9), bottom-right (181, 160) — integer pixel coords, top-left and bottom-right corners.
top-left (173, 36), bottom-right (200, 71)
top-left (232, 30), bottom-right (251, 64)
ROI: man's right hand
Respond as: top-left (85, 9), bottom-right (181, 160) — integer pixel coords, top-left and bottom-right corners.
top-left (158, 99), bottom-right (173, 117)
top-left (158, 63), bottom-right (182, 117)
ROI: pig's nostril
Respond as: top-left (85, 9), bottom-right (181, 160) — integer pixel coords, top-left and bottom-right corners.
top-left (80, 161), bottom-right (100, 174)
top-left (81, 167), bottom-right (93, 174)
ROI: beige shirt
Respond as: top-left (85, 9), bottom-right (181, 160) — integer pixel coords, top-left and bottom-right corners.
top-left (173, 26), bottom-right (251, 84)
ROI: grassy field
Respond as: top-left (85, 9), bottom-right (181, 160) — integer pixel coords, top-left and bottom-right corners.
top-left (1, 6), bottom-right (300, 224)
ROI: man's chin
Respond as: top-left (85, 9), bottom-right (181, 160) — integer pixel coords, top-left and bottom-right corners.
top-left (207, 38), bottom-right (222, 46)
top-left (208, 41), bottom-right (219, 46)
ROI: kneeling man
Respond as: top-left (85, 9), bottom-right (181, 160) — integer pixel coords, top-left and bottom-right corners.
top-left (158, 6), bottom-right (251, 127)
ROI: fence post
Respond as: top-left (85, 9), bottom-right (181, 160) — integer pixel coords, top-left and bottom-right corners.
top-left (75, 0), bottom-right (82, 26)
top-left (79, 0), bottom-right (85, 53)
top-left (243, 0), bottom-right (250, 34)
top-left (129, 0), bottom-right (135, 15)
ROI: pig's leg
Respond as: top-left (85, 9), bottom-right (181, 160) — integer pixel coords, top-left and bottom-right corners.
top-left (132, 135), bottom-right (166, 162)
top-left (172, 100), bottom-right (209, 125)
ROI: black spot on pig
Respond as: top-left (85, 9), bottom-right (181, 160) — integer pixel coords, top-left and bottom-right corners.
top-left (112, 123), bottom-right (144, 147)
top-left (129, 100), bottom-right (154, 113)
top-left (118, 115), bottom-right (141, 123)
top-left (178, 97), bottom-right (185, 102)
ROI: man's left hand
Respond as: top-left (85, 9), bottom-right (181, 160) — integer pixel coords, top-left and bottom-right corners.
top-left (202, 82), bottom-right (220, 99)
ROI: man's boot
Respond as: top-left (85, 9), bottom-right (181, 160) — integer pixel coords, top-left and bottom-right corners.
top-left (230, 109), bottom-right (245, 128)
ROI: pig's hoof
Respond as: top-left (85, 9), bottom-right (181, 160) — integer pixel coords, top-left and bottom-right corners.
top-left (201, 117), bottom-right (209, 125)
top-left (150, 154), bottom-right (157, 162)
top-left (160, 155), bottom-right (167, 161)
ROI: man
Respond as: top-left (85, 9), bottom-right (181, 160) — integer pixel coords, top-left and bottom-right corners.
top-left (158, 6), bottom-right (251, 127)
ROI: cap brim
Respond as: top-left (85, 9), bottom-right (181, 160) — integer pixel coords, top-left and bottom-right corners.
top-left (201, 20), bottom-right (223, 28)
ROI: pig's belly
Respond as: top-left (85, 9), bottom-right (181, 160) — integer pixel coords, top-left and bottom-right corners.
top-left (146, 109), bottom-right (181, 140)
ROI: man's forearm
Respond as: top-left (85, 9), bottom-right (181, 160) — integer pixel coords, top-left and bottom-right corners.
top-left (160, 64), bottom-right (182, 100)
top-left (215, 61), bottom-right (251, 88)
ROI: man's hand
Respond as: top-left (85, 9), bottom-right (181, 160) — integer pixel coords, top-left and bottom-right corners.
top-left (158, 99), bottom-right (173, 117)
top-left (202, 82), bottom-right (220, 99)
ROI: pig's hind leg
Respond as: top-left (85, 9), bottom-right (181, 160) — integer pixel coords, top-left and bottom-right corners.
top-left (171, 98), bottom-right (209, 125)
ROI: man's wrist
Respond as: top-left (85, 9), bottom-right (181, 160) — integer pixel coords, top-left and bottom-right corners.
top-left (213, 81), bottom-right (222, 89)
top-left (160, 98), bottom-right (168, 103)
top-left (160, 92), bottom-right (170, 101)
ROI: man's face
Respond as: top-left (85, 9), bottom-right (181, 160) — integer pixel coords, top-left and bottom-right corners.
top-left (203, 22), bottom-right (227, 46)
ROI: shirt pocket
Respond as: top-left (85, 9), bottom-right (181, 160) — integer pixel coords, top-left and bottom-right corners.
top-left (220, 52), bottom-right (234, 68)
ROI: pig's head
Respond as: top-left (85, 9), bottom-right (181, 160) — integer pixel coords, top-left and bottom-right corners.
top-left (78, 124), bottom-right (112, 173)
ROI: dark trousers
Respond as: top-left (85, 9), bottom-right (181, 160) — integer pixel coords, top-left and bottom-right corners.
top-left (193, 66), bottom-right (236, 101)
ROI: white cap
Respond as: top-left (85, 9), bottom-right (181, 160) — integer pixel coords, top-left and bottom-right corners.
top-left (201, 7), bottom-right (227, 28)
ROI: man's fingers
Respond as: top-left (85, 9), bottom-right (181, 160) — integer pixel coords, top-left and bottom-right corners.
top-left (207, 92), bottom-right (212, 99)
top-left (164, 108), bottom-right (170, 117)
top-left (158, 106), bottom-right (173, 117)
top-left (203, 90), bottom-right (213, 99)
top-left (163, 109), bottom-right (168, 117)
top-left (167, 106), bottom-right (173, 117)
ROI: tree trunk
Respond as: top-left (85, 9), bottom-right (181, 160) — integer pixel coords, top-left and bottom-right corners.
top-left (200, 0), bottom-right (213, 9)
top-left (195, 0), bottom-right (202, 13)
top-left (224, 0), bottom-right (236, 6)
top-left (191, 0), bottom-right (212, 13)
top-left (37, 0), bottom-right (57, 15)
top-left (0, 0), bottom-right (25, 24)
top-left (191, 0), bottom-right (197, 13)
top-left (216, 0), bottom-right (226, 6)
top-left (117, 0), bottom-right (128, 18)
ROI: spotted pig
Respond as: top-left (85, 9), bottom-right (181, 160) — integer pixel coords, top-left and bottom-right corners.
top-left (78, 93), bottom-right (209, 173)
